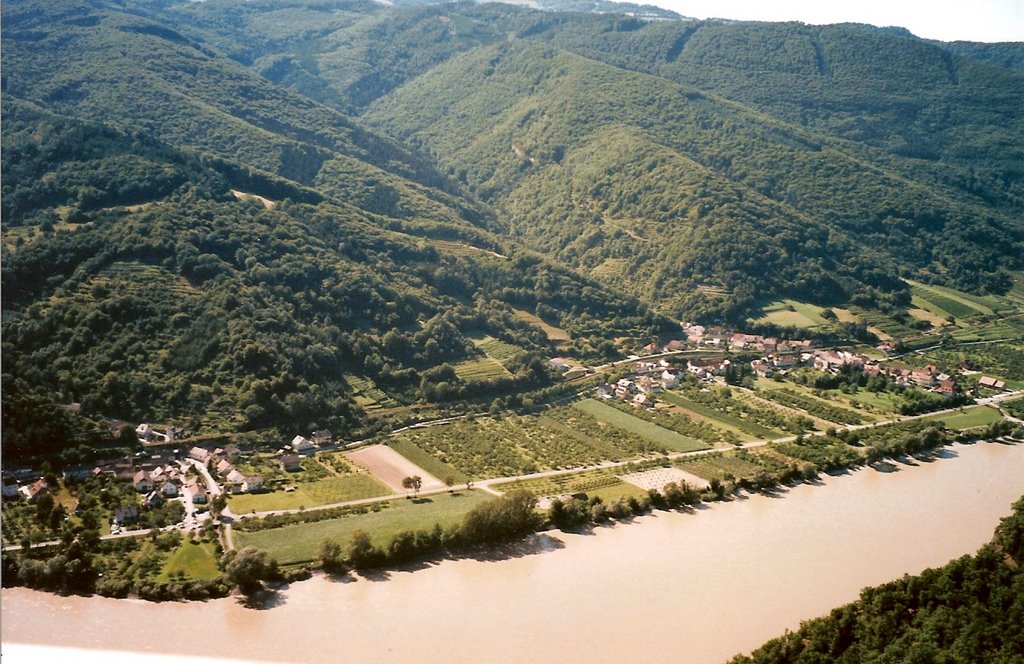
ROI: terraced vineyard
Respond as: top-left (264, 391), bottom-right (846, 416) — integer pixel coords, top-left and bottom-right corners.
top-left (468, 333), bottom-right (526, 364)
top-left (451, 356), bottom-right (512, 382)
top-left (344, 374), bottom-right (399, 411)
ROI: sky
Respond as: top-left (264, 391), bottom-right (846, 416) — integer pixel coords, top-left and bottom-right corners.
top-left (653, 0), bottom-right (1024, 43)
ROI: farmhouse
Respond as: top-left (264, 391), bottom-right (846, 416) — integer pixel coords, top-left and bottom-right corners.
top-left (189, 446), bottom-right (211, 463)
top-left (312, 430), bottom-right (333, 446)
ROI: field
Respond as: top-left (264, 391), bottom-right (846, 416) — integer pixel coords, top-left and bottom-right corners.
top-left (234, 491), bottom-right (493, 565)
top-left (468, 333), bottom-right (526, 363)
top-left (493, 467), bottom-right (649, 503)
top-left (388, 414), bottom-right (612, 480)
top-left (159, 539), bottom-right (220, 581)
top-left (228, 475), bottom-right (391, 513)
top-left (919, 406), bottom-right (1004, 430)
top-left (511, 307), bottom-right (570, 341)
top-left (677, 453), bottom-right (764, 482)
top-left (753, 299), bottom-right (830, 329)
top-left (540, 406), bottom-right (667, 458)
top-left (451, 356), bottom-right (511, 381)
top-left (759, 388), bottom-right (865, 425)
top-left (659, 390), bottom-right (784, 440)
top-left (591, 257), bottom-right (627, 279)
top-left (345, 374), bottom-right (399, 411)
top-left (574, 399), bottom-right (709, 453)
top-left (388, 438), bottom-right (468, 485)
top-left (909, 281), bottom-right (992, 318)
top-left (347, 444), bottom-right (443, 492)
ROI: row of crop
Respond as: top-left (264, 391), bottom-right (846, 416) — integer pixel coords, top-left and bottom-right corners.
top-left (761, 388), bottom-right (864, 425)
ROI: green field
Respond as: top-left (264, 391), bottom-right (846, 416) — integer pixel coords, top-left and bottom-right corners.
top-left (659, 391), bottom-right (783, 440)
top-left (574, 399), bottom-right (710, 453)
top-left (753, 299), bottom-right (829, 329)
top-left (389, 438), bottom-right (468, 484)
top-left (919, 406), bottom-right (1004, 430)
top-left (228, 475), bottom-right (391, 513)
top-left (909, 282), bottom-right (990, 319)
top-left (159, 539), bottom-right (221, 581)
top-left (234, 491), bottom-right (493, 565)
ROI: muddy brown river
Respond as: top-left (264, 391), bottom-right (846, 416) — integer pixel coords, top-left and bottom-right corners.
top-left (3, 441), bottom-right (1023, 663)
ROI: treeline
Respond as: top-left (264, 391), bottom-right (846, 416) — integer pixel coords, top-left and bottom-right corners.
top-left (731, 495), bottom-right (1024, 663)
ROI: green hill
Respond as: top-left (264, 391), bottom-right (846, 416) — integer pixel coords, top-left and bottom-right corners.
top-left (2, 0), bottom-right (1023, 462)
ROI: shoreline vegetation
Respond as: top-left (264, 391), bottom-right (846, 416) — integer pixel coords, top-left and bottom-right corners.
top-left (4, 419), bottom-right (1021, 603)
top-left (730, 494), bottom-right (1024, 663)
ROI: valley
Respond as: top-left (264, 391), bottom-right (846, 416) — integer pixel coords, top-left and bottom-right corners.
top-left (2, 0), bottom-right (1023, 659)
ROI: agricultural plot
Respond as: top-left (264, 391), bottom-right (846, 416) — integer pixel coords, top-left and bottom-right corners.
top-left (760, 388), bottom-right (864, 425)
top-left (388, 415), bottom-right (610, 480)
top-left (539, 407), bottom-right (655, 458)
top-left (574, 399), bottom-right (709, 453)
top-left (494, 468), bottom-right (649, 503)
top-left (591, 257), bottom-right (627, 279)
top-left (661, 389), bottom-right (785, 440)
top-left (228, 475), bottom-right (391, 513)
top-left (388, 438), bottom-right (468, 485)
top-left (468, 333), bottom-right (526, 363)
top-left (678, 453), bottom-right (763, 482)
top-left (344, 374), bottom-right (398, 410)
top-left (598, 400), bottom-right (740, 447)
top-left (451, 356), bottom-right (511, 382)
top-left (511, 307), bottom-right (570, 341)
top-left (909, 282), bottom-right (989, 319)
top-left (426, 239), bottom-right (505, 258)
top-left (235, 491), bottom-right (493, 565)
top-left (346, 444), bottom-right (443, 492)
top-left (619, 466), bottom-right (709, 491)
top-left (754, 299), bottom-right (829, 329)
top-left (920, 406), bottom-right (1004, 431)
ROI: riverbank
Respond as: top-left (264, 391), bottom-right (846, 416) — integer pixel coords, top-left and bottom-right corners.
top-left (4, 440), bottom-right (1024, 664)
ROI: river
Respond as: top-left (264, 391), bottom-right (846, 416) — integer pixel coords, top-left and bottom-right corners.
top-left (3, 440), bottom-right (1023, 664)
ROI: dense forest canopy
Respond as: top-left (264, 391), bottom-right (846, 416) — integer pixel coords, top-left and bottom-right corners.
top-left (3, 0), bottom-right (1022, 459)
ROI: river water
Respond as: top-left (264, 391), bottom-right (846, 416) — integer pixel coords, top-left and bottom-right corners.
top-left (4, 441), bottom-right (1023, 664)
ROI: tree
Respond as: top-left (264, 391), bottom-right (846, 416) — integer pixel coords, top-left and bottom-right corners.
top-left (346, 530), bottom-right (379, 569)
top-left (445, 476), bottom-right (455, 493)
top-left (318, 537), bottom-right (345, 573)
top-left (402, 475), bottom-right (422, 498)
top-left (224, 546), bottom-right (274, 594)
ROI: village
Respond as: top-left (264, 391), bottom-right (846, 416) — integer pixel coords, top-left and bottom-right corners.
top-left (2, 318), bottom-right (1017, 548)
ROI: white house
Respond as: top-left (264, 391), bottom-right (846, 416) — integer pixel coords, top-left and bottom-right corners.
top-left (660, 370), bottom-right (679, 389)
top-left (291, 435), bottom-right (316, 455)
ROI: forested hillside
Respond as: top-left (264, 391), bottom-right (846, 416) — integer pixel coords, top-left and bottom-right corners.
top-left (3, 0), bottom-right (1023, 460)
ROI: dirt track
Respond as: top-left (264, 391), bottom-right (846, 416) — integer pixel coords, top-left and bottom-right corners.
top-left (345, 445), bottom-right (443, 492)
